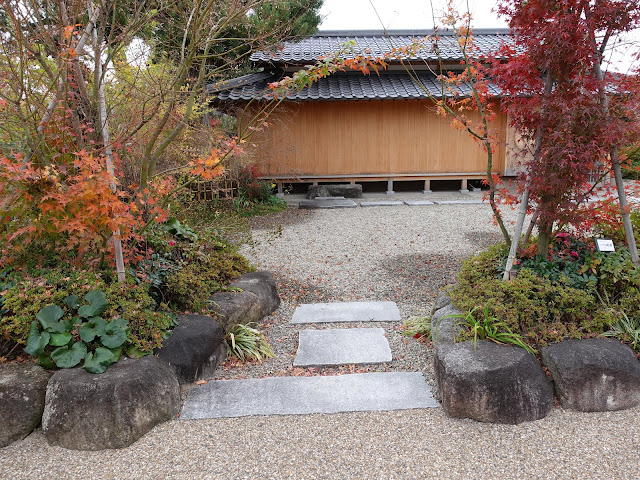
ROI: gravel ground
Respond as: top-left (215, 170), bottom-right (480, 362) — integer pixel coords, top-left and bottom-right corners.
top-left (4, 191), bottom-right (640, 479)
top-left (214, 191), bottom-right (505, 388)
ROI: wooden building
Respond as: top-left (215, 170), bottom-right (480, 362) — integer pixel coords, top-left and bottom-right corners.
top-left (213, 30), bottom-right (517, 193)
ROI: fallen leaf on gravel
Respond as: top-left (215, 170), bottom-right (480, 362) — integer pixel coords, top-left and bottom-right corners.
top-left (195, 380), bottom-right (208, 385)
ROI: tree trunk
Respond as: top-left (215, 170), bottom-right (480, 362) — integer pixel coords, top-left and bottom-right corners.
top-left (503, 73), bottom-right (553, 279)
top-left (90, 3), bottom-right (125, 282)
top-left (537, 220), bottom-right (553, 259)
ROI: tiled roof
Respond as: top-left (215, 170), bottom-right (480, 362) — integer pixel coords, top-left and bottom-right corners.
top-left (250, 29), bottom-right (510, 64)
top-left (213, 71), bottom-right (502, 102)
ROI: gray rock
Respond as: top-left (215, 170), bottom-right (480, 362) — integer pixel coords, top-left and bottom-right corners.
top-left (207, 291), bottom-right (261, 331)
top-left (431, 291), bottom-right (453, 315)
top-left (42, 356), bottom-right (180, 450)
top-left (180, 372), bottom-right (437, 419)
top-left (155, 314), bottom-right (226, 384)
top-left (229, 271), bottom-right (281, 318)
top-left (299, 198), bottom-right (357, 209)
top-left (431, 303), bottom-right (464, 345)
top-left (293, 328), bottom-right (392, 366)
top-left (541, 338), bottom-right (640, 412)
top-left (435, 341), bottom-right (553, 424)
top-left (306, 184), bottom-right (363, 199)
top-left (0, 363), bottom-right (51, 447)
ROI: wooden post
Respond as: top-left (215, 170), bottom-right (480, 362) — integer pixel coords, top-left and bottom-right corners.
top-left (460, 178), bottom-right (469, 193)
top-left (423, 179), bottom-right (431, 194)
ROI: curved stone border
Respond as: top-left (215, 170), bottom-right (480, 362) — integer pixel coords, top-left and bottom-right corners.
top-left (1, 270), bottom-right (281, 451)
top-left (432, 292), bottom-right (640, 423)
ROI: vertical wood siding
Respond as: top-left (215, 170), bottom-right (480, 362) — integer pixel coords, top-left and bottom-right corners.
top-left (240, 99), bottom-right (507, 178)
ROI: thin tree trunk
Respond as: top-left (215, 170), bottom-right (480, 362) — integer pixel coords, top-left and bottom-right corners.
top-left (503, 73), bottom-right (553, 279)
top-left (90, 3), bottom-right (125, 282)
top-left (591, 59), bottom-right (639, 265)
top-left (37, 6), bottom-right (100, 137)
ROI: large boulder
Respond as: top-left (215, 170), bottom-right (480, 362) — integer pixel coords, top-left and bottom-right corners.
top-left (155, 314), bottom-right (226, 384)
top-left (207, 291), bottom-right (261, 331)
top-left (0, 363), bottom-right (51, 447)
top-left (306, 184), bottom-right (363, 199)
top-left (42, 356), bottom-right (180, 450)
top-left (435, 341), bottom-right (554, 424)
top-left (431, 303), bottom-right (465, 345)
top-left (541, 338), bottom-right (640, 412)
top-left (229, 271), bottom-right (281, 318)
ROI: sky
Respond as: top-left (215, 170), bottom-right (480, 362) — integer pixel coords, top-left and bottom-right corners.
top-left (319, 0), bottom-right (507, 31)
top-left (318, 0), bottom-right (638, 73)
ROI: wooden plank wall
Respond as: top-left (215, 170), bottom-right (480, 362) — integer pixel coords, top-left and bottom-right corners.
top-left (239, 99), bottom-right (508, 178)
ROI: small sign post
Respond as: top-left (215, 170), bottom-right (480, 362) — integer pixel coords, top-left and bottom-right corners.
top-left (595, 238), bottom-right (616, 252)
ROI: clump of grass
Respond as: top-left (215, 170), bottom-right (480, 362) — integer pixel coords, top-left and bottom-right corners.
top-left (225, 323), bottom-right (274, 362)
top-left (603, 312), bottom-right (640, 352)
top-left (401, 316), bottom-right (431, 340)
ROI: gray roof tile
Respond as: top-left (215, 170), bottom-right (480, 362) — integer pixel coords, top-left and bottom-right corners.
top-left (250, 29), bottom-right (510, 64)
top-left (214, 71), bottom-right (501, 102)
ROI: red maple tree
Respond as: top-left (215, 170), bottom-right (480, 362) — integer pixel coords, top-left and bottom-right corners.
top-left (494, 0), bottom-right (640, 263)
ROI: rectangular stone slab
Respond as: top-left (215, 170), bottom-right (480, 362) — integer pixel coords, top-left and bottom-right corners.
top-left (360, 201), bottom-right (404, 207)
top-left (404, 200), bottom-right (435, 206)
top-left (180, 372), bottom-right (437, 419)
top-left (294, 328), bottom-right (392, 366)
top-left (291, 301), bottom-right (401, 324)
top-left (298, 199), bottom-right (357, 209)
top-left (433, 200), bottom-right (485, 205)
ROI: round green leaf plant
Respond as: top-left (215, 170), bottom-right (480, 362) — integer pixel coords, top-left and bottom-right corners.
top-left (24, 290), bottom-right (128, 374)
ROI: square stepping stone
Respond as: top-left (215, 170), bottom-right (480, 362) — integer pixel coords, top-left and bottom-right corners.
top-left (294, 328), bottom-right (392, 367)
top-left (360, 201), bottom-right (404, 207)
top-left (433, 200), bottom-right (485, 205)
top-left (298, 198), bottom-right (357, 209)
top-left (291, 301), bottom-right (401, 324)
top-left (404, 200), bottom-right (435, 206)
top-left (180, 372), bottom-right (437, 419)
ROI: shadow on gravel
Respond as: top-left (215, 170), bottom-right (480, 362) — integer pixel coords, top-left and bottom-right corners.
top-left (464, 231), bottom-right (504, 250)
top-left (247, 208), bottom-right (315, 231)
top-left (380, 253), bottom-right (468, 301)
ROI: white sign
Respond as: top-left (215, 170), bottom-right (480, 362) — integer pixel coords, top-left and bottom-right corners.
top-left (595, 239), bottom-right (616, 252)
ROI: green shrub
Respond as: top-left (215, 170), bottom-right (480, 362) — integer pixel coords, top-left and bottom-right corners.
top-left (24, 290), bottom-right (128, 373)
top-left (1, 270), bottom-right (174, 355)
top-left (451, 245), bottom-right (601, 346)
top-left (164, 238), bottom-right (252, 311)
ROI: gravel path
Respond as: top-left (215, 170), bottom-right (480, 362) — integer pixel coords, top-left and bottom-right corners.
top-left (4, 192), bottom-right (640, 479)
top-left (214, 192), bottom-right (505, 387)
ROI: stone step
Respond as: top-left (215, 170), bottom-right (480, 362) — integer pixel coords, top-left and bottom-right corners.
top-left (294, 328), bottom-right (392, 367)
top-left (298, 198), bottom-right (357, 209)
top-left (180, 372), bottom-right (437, 419)
top-left (433, 199), bottom-right (485, 205)
top-left (360, 201), bottom-right (404, 207)
top-left (291, 301), bottom-right (401, 324)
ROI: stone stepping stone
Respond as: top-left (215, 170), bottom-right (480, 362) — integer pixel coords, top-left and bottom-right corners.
top-left (299, 198), bottom-right (357, 209)
top-left (180, 372), bottom-right (437, 419)
top-left (294, 328), bottom-right (392, 367)
top-left (404, 200), bottom-right (435, 206)
top-left (433, 200), bottom-right (485, 205)
top-left (291, 301), bottom-right (401, 324)
top-left (360, 201), bottom-right (404, 207)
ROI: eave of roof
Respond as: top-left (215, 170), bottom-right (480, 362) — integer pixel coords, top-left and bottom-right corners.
top-left (212, 71), bottom-right (502, 102)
